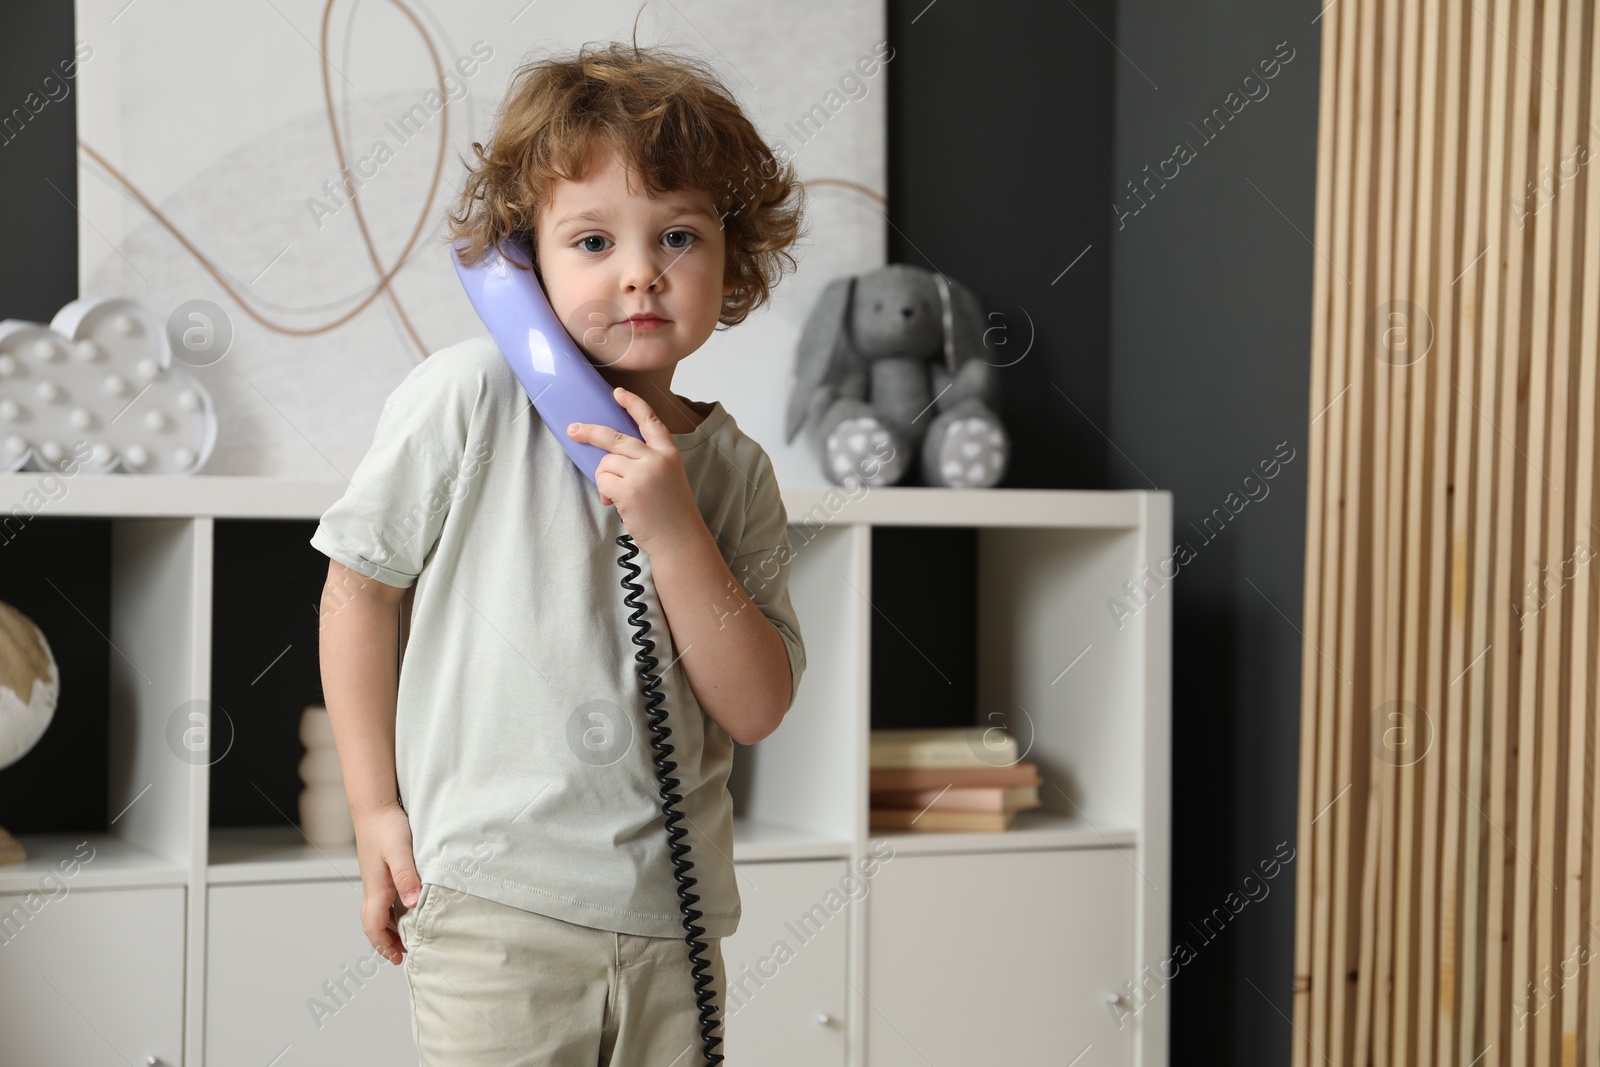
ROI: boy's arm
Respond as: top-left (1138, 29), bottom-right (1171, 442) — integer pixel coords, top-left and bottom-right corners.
top-left (648, 529), bottom-right (794, 746)
top-left (318, 559), bottom-right (428, 963)
top-left (317, 559), bottom-right (409, 817)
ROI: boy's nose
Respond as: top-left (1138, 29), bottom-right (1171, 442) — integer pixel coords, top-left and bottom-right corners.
top-left (623, 268), bottom-right (662, 293)
top-left (619, 250), bottom-right (663, 292)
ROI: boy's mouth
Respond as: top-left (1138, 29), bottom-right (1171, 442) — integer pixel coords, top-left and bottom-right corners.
top-left (622, 314), bottom-right (669, 331)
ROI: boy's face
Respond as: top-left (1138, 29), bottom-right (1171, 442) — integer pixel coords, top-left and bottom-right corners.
top-left (534, 140), bottom-right (734, 374)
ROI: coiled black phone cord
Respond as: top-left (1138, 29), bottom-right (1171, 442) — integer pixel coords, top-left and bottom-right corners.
top-left (616, 532), bottom-right (725, 1066)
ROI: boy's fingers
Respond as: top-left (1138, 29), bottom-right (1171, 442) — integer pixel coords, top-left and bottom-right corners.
top-left (363, 885), bottom-right (402, 961)
top-left (386, 909), bottom-right (407, 956)
top-left (567, 420), bottom-right (646, 457)
top-left (611, 386), bottom-right (670, 447)
top-left (393, 864), bottom-right (422, 908)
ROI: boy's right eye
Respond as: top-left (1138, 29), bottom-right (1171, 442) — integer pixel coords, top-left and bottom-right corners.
top-left (577, 235), bottom-right (609, 253)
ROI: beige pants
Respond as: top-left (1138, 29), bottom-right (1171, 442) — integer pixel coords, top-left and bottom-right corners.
top-left (395, 882), bottom-right (726, 1066)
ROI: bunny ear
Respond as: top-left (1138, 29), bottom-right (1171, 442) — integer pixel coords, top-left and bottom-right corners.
top-left (785, 275), bottom-right (858, 444)
top-left (941, 275), bottom-right (987, 363)
top-left (941, 275), bottom-right (1002, 407)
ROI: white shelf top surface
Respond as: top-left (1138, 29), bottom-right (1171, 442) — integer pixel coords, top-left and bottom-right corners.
top-left (0, 814), bottom-right (1139, 893)
top-left (0, 833), bottom-right (188, 893)
top-left (0, 473), bottom-right (1150, 528)
top-left (868, 809), bottom-right (1137, 855)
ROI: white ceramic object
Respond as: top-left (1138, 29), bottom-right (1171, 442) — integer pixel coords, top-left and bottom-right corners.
top-left (297, 704), bottom-right (354, 846)
top-left (0, 297), bottom-right (217, 475)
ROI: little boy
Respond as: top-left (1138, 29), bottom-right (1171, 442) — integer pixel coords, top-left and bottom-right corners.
top-left (312, 39), bottom-right (808, 1066)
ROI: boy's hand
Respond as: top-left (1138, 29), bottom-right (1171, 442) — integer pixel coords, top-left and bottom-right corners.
top-left (567, 386), bottom-right (705, 553)
top-left (352, 801), bottom-right (424, 966)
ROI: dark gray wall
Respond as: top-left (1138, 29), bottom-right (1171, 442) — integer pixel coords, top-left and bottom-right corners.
top-left (887, 0), bottom-right (1113, 490)
top-left (1107, 4), bottom-right (1317, 1065)
top-left (0, 4), bottom-right (77, 320)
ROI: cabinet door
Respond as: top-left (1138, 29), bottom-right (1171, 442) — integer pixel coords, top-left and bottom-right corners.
top-left (867, 847), bottom-right (1134, 1067)
top-left (722, 859), bottom-right (850, 1066)
top-left (0, 886), bottom-right (186, 1066)
top-left (206, 881), bottom-right (414, 1066)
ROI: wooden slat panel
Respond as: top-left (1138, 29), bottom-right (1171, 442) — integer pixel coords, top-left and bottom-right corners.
top-left (1293, 1), bottom-right (1600, 1063)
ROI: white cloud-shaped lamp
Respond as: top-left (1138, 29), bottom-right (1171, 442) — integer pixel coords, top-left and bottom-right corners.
top-left (0, 297), bottom-right (217, 476)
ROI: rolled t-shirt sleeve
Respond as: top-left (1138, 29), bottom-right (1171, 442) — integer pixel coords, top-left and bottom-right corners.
top-left (726, 453), bottom-right (806, 710)
top-left (310, 356), bottom-right (476, 589)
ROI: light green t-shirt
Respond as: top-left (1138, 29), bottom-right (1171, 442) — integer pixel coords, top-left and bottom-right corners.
top-left (310, 334), bottom-right (805, 939)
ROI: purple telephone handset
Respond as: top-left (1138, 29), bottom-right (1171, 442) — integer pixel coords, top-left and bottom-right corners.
top-left (450, 234), bottom-right (638, 486)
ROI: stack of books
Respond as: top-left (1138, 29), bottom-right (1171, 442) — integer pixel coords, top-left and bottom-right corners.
top-left (869, 727), bottom-right (1043, 832)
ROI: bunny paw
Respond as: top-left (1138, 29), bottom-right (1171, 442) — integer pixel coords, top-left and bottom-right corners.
top-left (826, 416), bottom-right (907, 487)
top-left (936, 417), bottom-right (1007, 488)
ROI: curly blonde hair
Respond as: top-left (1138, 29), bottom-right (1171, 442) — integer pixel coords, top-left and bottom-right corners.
top-left (443, 33), bottom-right (807, 329)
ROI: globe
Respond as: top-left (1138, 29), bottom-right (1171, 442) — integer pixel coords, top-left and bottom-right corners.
top-left (0, 599), bottom-right (60, 865)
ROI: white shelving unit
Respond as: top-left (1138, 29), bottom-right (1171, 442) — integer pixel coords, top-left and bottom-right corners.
top-left (0, 474), bottom-right (1171, 1067)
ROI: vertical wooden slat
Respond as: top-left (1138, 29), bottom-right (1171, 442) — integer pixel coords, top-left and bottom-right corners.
top-left (1346, 0), bottom-right (1386, 1058)
top-left (1412, 1), bottom-right (1456, 1064)
top-left (1579, 2), bottom-right (1600, 1060)
top-left (1371, 0), bottom-right (1409, 1057)
top-left (1550, 3), bottom-right (1596, 1065)
top-left (1391, 0), bottom-right (1428, 1059)
top-left (1458, 0), bottom-right (1519, 1058)
top-left (1352, 0), bottom-right (1390, 1058)
top-left (1293, 0), bottom-right (1347, 1054)
top-left (1446, 4), bottom-right (1491, 1062)
top-left (1427, 4), bottom-right (1472, 1062)
top-left (1363, 2), bottom-right (1401, 1062)
top-left (1511, 0), bottom-right (1565, 1062)
top-left (1483, 0), bottom-right (1539, 1057)
top-left (1310, 0), bottom-right (1364, 1056)
top-left (1401, 3), bottom-right (1451, 1063)
top-left (1531, 3), bottom-right (1589, 1064)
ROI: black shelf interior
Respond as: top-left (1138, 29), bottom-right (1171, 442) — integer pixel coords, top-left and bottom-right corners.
top-left (868, 525), bottom-right (977, 733)
top-left (208, 518), bottom-right (328, 830)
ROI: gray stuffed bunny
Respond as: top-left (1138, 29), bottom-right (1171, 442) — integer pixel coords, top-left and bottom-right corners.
top-left (784, 264), bottom-right (1010, 488)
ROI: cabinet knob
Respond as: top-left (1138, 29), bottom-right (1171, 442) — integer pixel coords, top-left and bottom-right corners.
top-left (815, 1011), bottom-right (834, 1026)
